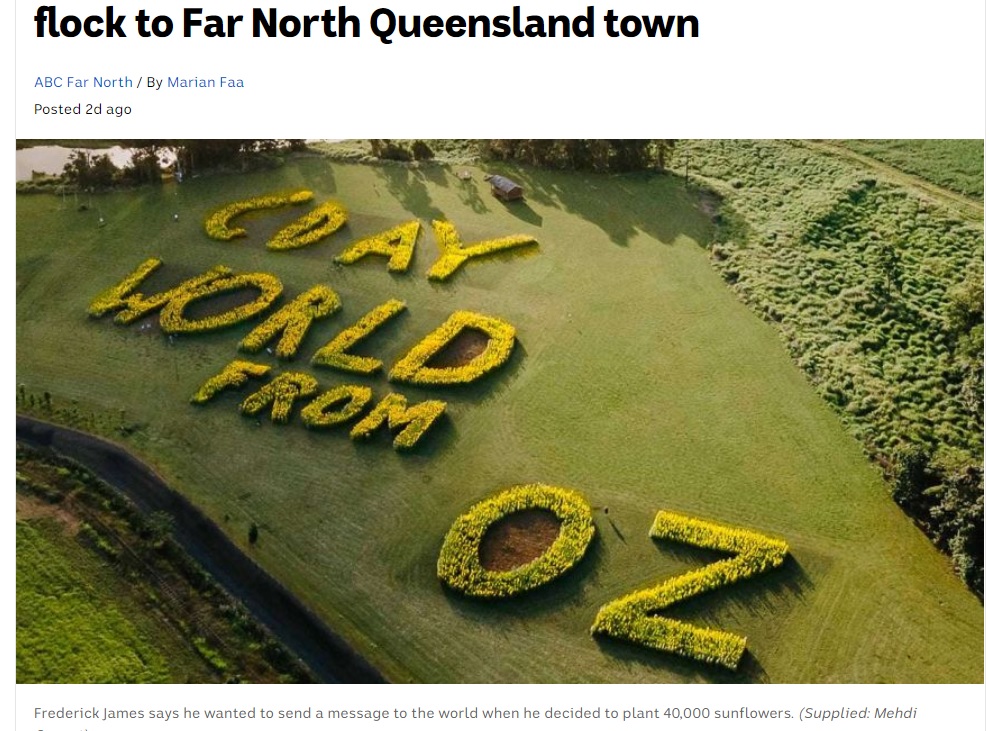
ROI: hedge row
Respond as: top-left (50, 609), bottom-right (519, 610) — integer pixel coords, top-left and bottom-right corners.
top-left (437, 484), bottom-right (595, 598)
top-left (591, 511), bottom-right (788, 670)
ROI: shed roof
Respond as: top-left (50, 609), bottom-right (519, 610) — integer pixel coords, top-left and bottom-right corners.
top-left (488, 175), bottom-right (522, 193)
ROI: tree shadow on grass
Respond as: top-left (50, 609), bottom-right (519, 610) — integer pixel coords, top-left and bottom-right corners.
top-left (592, 545), bottom-right (812, 683)
top-left (502, 200), bottom-right (543, 227)
top-left (455, 177), bottom-right (491, 215)
top-left (418, 164), bottom-right (450, 190)
top-left (484, 165), bottom-right (713, 248)
top-left (592, 633), bottom-right (768, 684)
top-left (373, 165), bottom-right (446, 223)
top-left (298, 157), bottom-right (337, 196)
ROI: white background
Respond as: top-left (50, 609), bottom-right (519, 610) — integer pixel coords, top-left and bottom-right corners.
top-left (9, 1), bottom-right (987, 729)
top-left (13, 683), bottom-right (984, 727)
top-left (13, 0), bottom-right (987, 137)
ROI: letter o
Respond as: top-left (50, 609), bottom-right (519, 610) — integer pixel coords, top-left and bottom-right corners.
top-left (160, 273), bottom-right (282, 333)
top-left (60, 16), bottom-right (82, 36)
top-left (620, 16), bottom-right (642, 36)
top-left (280, 15), bottom-right (301, 36)
top-left (151, 15), bottom-right (173, 36)
top-left (301, 385), bottom-right (373, 428)
top-left (437, 484), bottom-right (595, 598)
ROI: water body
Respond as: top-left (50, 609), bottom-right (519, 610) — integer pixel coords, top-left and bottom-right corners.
top-left (16, 145), bottom-right (178, 182)
top-left (16, 141), bottom-right (341, 181)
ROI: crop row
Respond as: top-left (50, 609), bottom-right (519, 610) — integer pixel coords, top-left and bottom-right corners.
top-left (299, 385), bottom-right (373, 429)
top-left (268, 200), bottom-right (348, 251)
top-left (240, 372), bottom-right (320, 423)
top-left (239, 285), bottom-right (342, 359)
top-left (190, 360), bottom-right (271, 404)
top-left (205, 195), bottom-right (538, 280)
top-left (159, 273), bottom-right (283, 334)
top-left (90, 261), bottom-right (519, 390)
top-left (349, 393), bottom-right (447, 450)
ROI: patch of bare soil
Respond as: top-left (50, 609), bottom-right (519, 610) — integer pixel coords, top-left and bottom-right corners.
top-left (698, 190), bottom-right (721, 219)
top-left (425, 328), bottom-right (490, 368)
top-left (15, 492), bottom-right (81, 533)
top-left (479, 509), bottom-right (562, 572)
top-left (182, 285), bottom-right (265, 321)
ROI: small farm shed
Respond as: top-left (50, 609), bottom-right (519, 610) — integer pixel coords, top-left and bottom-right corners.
top-left (485, 175), bottom-right (524, 201)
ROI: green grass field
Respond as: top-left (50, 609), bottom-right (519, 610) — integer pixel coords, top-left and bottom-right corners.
top-left (16, 154), bottom-right (983, 682)
top-left (836, 140), bottom-right (984, 199)
top-left (17, 505), bottom-right (211, 683)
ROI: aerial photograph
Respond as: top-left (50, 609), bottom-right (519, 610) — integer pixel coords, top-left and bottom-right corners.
top-left (15, 139), bottom-right (984, 683)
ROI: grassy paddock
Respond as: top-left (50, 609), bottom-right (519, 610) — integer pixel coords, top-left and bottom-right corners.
top-left (17, 500), bottom-right (210, 683)
top-left (16, 154), bottom-right (983, 682)
top-left (837, 140), bottom-right (984, 199)
top-left (16, 448), bottom-right (314, 683)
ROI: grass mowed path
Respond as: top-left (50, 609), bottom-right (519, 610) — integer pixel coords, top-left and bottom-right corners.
top-left (16, 157), bottom-right (983, 682)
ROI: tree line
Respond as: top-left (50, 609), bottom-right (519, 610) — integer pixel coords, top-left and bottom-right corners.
top-left (891, 268), bottom-right (983, 594)
top-left (59, 140), bottom-right (306, 191)
top-left (363, 140), bottom-right (678, 173)
top-left (479, 140), bottom-right (677, 172)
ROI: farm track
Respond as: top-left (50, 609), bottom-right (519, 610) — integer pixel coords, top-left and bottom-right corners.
top-left (794, 140), bottom-right (984, 225)
top-left (16, 415), bottom-right (386, 685)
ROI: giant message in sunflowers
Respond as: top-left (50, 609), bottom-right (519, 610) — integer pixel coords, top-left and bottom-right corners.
top-left (88, 189), bottom-right (538, 450)
top-left (86, 188), bottom-right (791, 670)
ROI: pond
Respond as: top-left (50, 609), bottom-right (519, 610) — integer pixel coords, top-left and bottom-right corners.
top-left (16, 145), bottom-right (177, 181)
